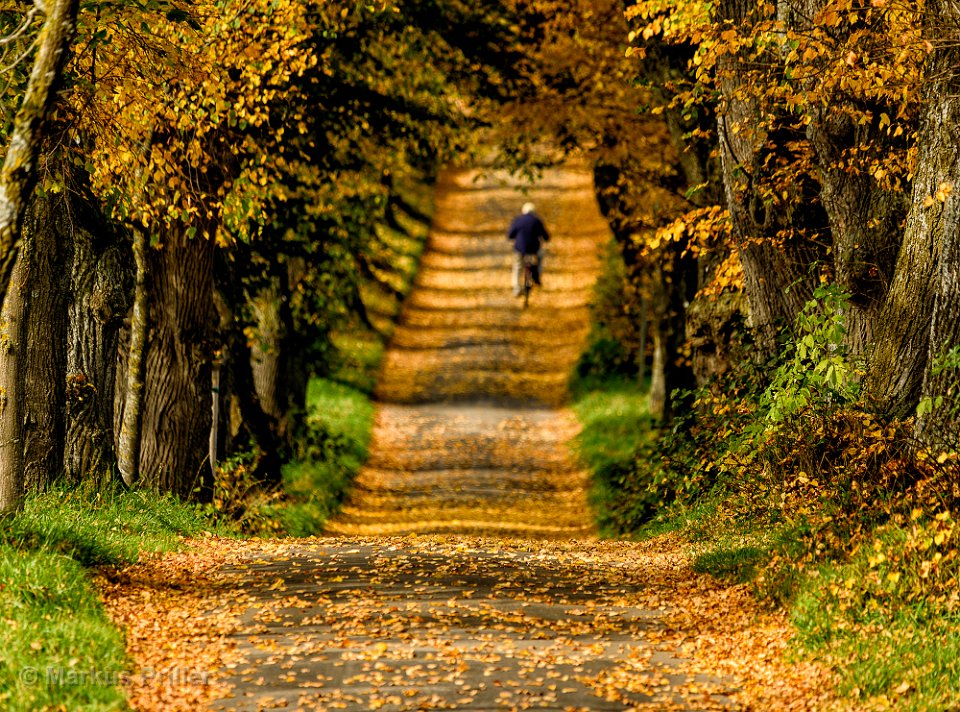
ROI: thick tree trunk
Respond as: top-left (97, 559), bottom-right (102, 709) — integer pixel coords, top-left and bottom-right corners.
top-left (0, 255), bottom-right (26, 513)
top-left (868, 6), bottom-right (960, 421)
top-left (806, 115), bottom-right (906, 357)
top-left (716, 0), bottom-right (822, 356)
top-left (0, 0), bottom-right (79, 311)
top-left (781, 0), bottom-right (908, 358)
top-left (0, 0), bottom-right (78, 514)
top-left (65, 220), bottom-right (128, 485)
top-left (20, 191), bottom-right (69, 491)
top-left (921, 219), bottom-right (960, 446)
top-left (137, 228), bottom-right (216, 500)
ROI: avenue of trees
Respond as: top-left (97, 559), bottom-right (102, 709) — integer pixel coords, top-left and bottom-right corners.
top-left (1, 0), bottom-right (957, 515)
top-left (618, 0), bottom-right (960, 461)
top-left (488, 0), bottom-right (960, 540)
top-left (0, 0), bottom-right (528, 512)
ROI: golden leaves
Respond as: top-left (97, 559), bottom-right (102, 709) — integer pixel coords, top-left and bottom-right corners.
top-left (69, 0), bottom-right (317, 238)
top-left (922, 181), bottom-right (954, 208)
top-left (101, 533), bottom-right (836, 712)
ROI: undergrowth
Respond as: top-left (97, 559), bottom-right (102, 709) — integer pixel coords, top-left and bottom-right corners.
top-left (0, 488), bottom-right (227, 711)
top-left (570, 372), bottom-right (652, 537)
top-left (267, 377), bottom-right (375, 536)
top-left (578, 277), bottom-right (960, 710)
top-left (218, 177), bottom-right (429, 536)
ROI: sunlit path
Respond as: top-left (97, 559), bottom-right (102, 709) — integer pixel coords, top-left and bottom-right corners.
top-left (106, 165), bottom-right (833, 712)
top-left (194, 167), bottom-right (745, 711)
top-left (207, 538), bottom-right (739, 712)
top-left (325, 163), bottom-right (607, 538)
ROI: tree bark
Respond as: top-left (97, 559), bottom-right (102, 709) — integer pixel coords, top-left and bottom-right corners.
top-left (213, 281), bottom-right (283, 487)
top-left (782, 0), bottom-right (908, 358)
top-left (868, 5), bottom-right (960, 420)
top-left (65, 216), bottom-right (128, 485)
top-left (0, 0), bottom-right (78, 513)
top-left (20, 190), bottom-right (69, 491)
top-left (250, 278), bottom-right (286, 426)
top-left (117, 227), bottom-right (149, 487)
top-left (652, 244), bottom-right (698, 422)
top-left (806, 114), bottom-right (906, 356)
top-left (0, 0), bottom-right (79, 311)
top-left (716, 0), bottom-right (823, 356)
top-left (137, 228), bottom-right (216, 500)
top-left (0, 254), bottom-right (26, 514)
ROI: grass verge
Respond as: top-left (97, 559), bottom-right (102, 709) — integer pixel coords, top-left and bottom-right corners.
top-left (271, 377), bottom-right (376, 536)
top-left (569, 373), bottom-right (653, 538)
top-left (0, 488), bottom-right (227, 711)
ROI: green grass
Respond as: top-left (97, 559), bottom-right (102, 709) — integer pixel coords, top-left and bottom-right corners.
top-left (273, 377), bottom-right (375, 536)
top-left (329, 330), bottom-right (385, 395)
top-left (782, 518), bottom-right (960, 711)
top-left (691, 541), bottom-right (767, 584)
top-left (571, 374), bottom-right (651, 471)
top-left (570, 373), bottom-right (654, 537)
top-left (0, 488), bottom-right (226, 711)
top-left (792, 571), bottom-right (960, 710)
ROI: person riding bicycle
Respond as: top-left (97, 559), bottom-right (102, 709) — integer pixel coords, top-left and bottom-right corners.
top-left (507, 202), bottom-right (550, 297)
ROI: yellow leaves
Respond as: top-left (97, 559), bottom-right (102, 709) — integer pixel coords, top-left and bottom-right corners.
top-left (640, 206), bottom-right (730, 260)
top-left (70, 0), bottom-right (316, 238)
top-left (921, 182), bottom-right (954, 208)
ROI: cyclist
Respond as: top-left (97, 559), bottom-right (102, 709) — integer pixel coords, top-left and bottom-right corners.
top-left (507, 202), bottom-right (550, 297)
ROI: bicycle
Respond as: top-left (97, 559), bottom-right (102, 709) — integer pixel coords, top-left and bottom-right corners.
top-left (521, 253), bottom-right (539, 308)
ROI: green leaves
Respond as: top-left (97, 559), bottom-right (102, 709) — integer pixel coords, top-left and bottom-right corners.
top-left (763, 284), bottom-right (860, 424)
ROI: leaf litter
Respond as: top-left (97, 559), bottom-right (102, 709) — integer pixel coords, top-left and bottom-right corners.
top-left (100, 165), bottom-right (837, 710)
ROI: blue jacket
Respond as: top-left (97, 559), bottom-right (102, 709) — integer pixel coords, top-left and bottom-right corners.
top-left (507, 212), bottom-right (550, 255)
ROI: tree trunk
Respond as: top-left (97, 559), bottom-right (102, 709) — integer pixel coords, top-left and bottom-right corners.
top-left (20, 191), bottom-right (69, 491)
top-left (137, 228), bottom-right (216, 500)
top-left (636, 292), bottom-right (648, 386)
top-left (868, 5), bottom-right (960, 420)
top-left (279, 257), bottom-right (310, 432)
top-left (781, 0), bottom-right (908, 358)
top-left (65, 218), bottom-right (128, 485)
top-left (806, 115), bottom-right (906, 357)
top-left (212, 251), bottom-right (283, 485)
top-left (716, 0), bottom-right (823, 356)
top-left (250, 278), bottom-right (286, 426)
top-left (116, 227), bottom-right (149, 487)
top-left (920, 216), bottom-right (960, 446)
top-left (213, 286), bottom-right (283, 487)
top-left (651, 244), bottom-right (698, 422)
top-left (0, 0), bottom-right (79, 311)
top-left (0, 254), bottom-right (26, 513)
top-left (649, 317), bottom-right (667, 418)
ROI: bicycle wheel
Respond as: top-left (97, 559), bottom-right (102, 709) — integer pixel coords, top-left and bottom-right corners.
top-left (523, 261), bottom-right (533, 307)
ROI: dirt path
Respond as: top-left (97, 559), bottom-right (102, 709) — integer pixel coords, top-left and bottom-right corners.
top-left (325, 164), bottom-right (605, 538)
top-left (101, 165), bottom-right (837, 711)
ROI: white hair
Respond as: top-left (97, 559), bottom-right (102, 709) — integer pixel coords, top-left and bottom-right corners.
top-left (521, 202), bottom-right (535, 214)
